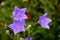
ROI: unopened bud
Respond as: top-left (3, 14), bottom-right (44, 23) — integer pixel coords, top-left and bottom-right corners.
top-left (20, 37), bottom-right (24, 40)
top-left (58, 35), bottom-right (60, 38)
top-left (26, 24), bottom-right (32, 30)
top-left (6, 30), bottom-right (9, 34)
top-left (1, 2), bottom-right (5, 6)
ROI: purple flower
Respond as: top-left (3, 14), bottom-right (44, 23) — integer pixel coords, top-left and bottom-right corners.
top-left (38, 13), bottom-right (52, 29)
top-left (8, 20), bottom-right (25, 35)
top-left (25, 37), bottom-right (33, 40)
top-left (13, 6), bottom-right (28, 21)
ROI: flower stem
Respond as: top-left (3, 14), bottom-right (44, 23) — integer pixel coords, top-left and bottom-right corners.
top-left (8, 33), bottom-right (13, 40)
top-left (13, 35), bottom-right (16, 40)
top-left (13, 34), bottom-right (20, 40)
top-left (17, 34), bottom-right (20, 40)
top-left (31, 22), bottom-right (37, 35)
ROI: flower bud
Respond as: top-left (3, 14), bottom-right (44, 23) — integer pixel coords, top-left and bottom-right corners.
top-left (26, 24), bottom-right (32, 30)
top-left (1, 2), bottom-right (5, 6)
top-left (20, 37), bottom-right (24, 40)
top-left (5, 30), bottom-right (9, 34)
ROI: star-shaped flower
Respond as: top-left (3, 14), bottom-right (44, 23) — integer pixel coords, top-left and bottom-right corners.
top-left (8, 20), bottom-right (25, 35)
top-left (38, 13), bottom-right (52, 29)
top-left (25, 37), bottom-right (33, 40)
top-left (13, 6), bottom-right (28, 21)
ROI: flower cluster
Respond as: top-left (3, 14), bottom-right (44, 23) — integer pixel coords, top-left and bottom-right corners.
top-left (8, 6), bottom-right (52, 40)
top-left (8, 6), bottom-right (28, 35)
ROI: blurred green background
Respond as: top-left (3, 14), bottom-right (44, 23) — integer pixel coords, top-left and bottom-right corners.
top-left (0, 0), bottom-right (60, 40)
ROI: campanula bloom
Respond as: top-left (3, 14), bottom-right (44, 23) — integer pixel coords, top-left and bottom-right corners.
top-left (8, 20), bottom-right (25, 35)
top-left (38, 13), bottom-right (52, 29)
top-left (13, 6), bottom-right (28, 21)
top-left (25, 37), bottom-right (33, 40)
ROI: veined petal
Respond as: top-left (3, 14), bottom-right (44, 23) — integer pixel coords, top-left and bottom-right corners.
top-left (40, 22), bottom-right (50, 29)
top-left (8, 20), bottom-right (25, 35)
top-left (38, 13), bottom-right (52, 29)
top-left (40, 18), bottom-right (52, 24)
top-left (25, 37), bottom-right (33, 40)
top-left (13, 6), bottom-right (27, 20)
top-left (40, 13), bottom-right (48, 20)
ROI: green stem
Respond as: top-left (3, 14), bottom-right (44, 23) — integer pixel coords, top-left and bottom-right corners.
top-left (8, 33), bottom-right (13, 40)
top-left (13, 35), bottom-right (17, 40)
top-left (31, 22), bottom-right (37, 35)
top-left (26, 26), bottom-right (30, 37)
top-left (27, 22), bottom-right (37, 37)
top-left (23, 32), bottom-right (25, 38)
top-left (17, 34), bottom-right (20, 40)
top-left (13, 34), bottom-right (20, 40)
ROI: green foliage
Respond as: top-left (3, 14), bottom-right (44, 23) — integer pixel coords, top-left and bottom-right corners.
top-left (0, 0), bottom-right (60, 40)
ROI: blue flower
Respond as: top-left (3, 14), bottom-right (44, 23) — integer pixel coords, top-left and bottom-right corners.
top-left (8, 20), bottom-right (25, 35)
top-left (25, 37), bottom-right (33, 40)
top-left (38, 13), bottom-right (52, 29)
top-left (13, 6), bottom-right (28, 21)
